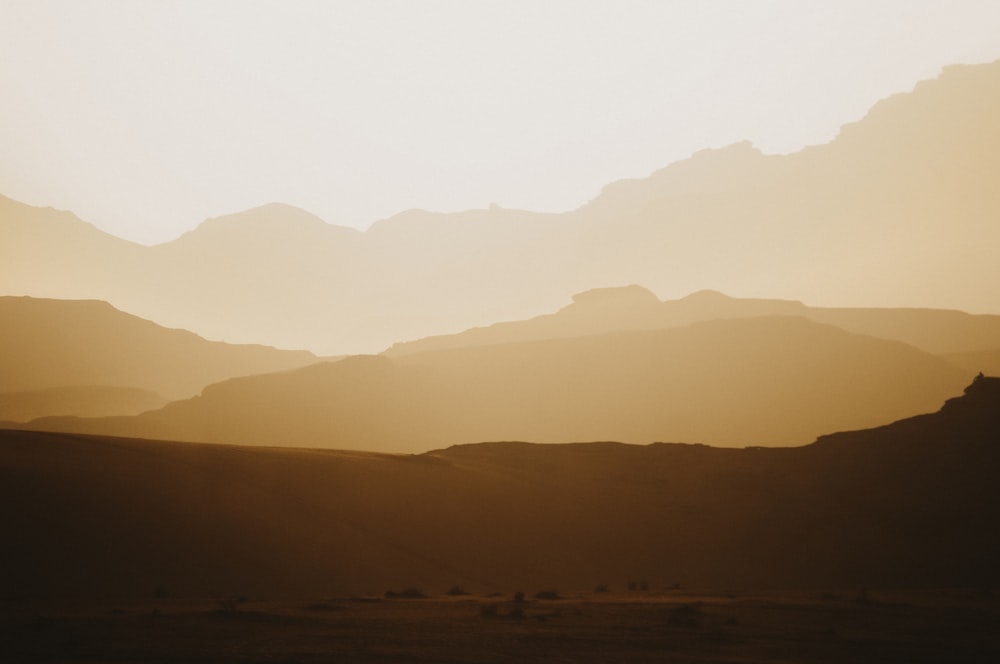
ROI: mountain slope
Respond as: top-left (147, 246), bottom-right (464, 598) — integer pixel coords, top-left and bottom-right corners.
top-left (28, 316), bottom-right (970, 450)
top-left (3, 61), bottom-right (999, 355)
top-left (3, 377), bottom-right (997, 599)
top-left (0, 297), bottom-right (319, 419)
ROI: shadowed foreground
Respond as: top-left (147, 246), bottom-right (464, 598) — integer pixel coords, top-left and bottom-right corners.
top-left (3, 378), bottom-right (999, 598)
top-left (2, 378), bottom-right (998, 660)
top-left (3, 592), bottom-right (998, 663)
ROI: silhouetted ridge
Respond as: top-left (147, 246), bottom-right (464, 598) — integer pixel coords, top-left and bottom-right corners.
top-left (811, 374), bottom-right (1000, 453)
top-left (942, 374), bottom-right (1000, 414)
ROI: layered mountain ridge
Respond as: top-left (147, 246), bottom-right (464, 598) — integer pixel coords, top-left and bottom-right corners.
top-left (386, 285), bottom-right (1000, 357)
top-left (3, 60), bottom-right (999, 354)
top-left (21, 313), bottom-right (970, 451)
top-left (0, 296), bottom-right (319, 422)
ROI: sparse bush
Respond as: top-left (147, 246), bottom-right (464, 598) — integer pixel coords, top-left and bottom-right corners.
top-left (446, 585), bottom-right (470, 596)
top-left (218, 597), bottom-right (244, 612)
top-left (304, 602), bottom-right (339, 612)
top-left (480, 602), bottom-right (525, 620)
top-left (594, 584), bottom-right (609, 593)
top-left (667, 603), bottom-right (701, 627)
top-left (384, 588), bottom-right (427, 599)
top-left (513, 591), bottom-right (525, 603)
top-left (535, 590), bottom-right (561, 600)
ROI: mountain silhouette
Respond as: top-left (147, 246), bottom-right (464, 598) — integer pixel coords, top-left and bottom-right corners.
top-left (3, 376), bottom-right (996, 599)
top-left (0, 296), bottom-right (319, 421)
top-left (386, 286), bottom-right (1000, 357)
top-left (25, 316), bottom-right (969, 450)
top-left (2, 60), bottom-right (998, 355)
top-left (0, 386), bottom-right (166, 424)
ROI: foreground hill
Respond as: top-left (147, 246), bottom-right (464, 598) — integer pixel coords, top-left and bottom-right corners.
top-left (0, 297), bottom-right (319, 421)
top-left (27, 316), bottom-right (970, 450)
top-left (2, 377), bottom-right (997, 600)
top-left (386, 286), bottom-right (1000, 357)
top-left (3, 60), bottom-right (999, 355)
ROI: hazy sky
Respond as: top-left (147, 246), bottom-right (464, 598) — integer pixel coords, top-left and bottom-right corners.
top-left (2, 1), bottom-right (1000, 245)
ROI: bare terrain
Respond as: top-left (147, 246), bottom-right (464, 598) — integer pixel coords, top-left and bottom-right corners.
top-left (3, 378), bottom-right (998, 595)
top-left (3, 591), bottom-right (998, 663)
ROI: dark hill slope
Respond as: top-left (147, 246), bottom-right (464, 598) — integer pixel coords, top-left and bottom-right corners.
top-left (2, 378), bottom-right (997, 599)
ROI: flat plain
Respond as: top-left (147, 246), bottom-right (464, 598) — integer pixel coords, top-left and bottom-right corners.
top-left (4, 589), bottom-right (998, 663)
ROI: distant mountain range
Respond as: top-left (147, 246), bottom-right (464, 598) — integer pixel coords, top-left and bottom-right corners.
top-left (23, 313), bottom-right (969, 450)
top-left (4, 376), bottom-right (997, 599)
top-left (0, 296), bottom-right (319, 422)
top-left (2, 60), bottom-right (998, 355)
top-left (385, 285), bottom-right (1000, 357)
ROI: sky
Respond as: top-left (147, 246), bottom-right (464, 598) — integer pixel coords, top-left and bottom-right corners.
top-left (2, 1), bottom-right (1000, 245)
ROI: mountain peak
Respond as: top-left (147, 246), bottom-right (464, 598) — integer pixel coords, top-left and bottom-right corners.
top-left (678, 289), bottom-right (734, 303)
top-left (176, 203), bottom-right (356, 244)
top-left (568, 285), bottom-right (661, 308)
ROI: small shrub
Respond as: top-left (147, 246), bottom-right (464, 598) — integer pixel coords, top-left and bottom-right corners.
top-left (385, 588), bottom-right (426, 599)
top-left (304, 602), bottom-right (339, 612)
top-left (594, 584), bottom-right (609, 593)
top-left (513, 591), bottom-right (525, 603)
top-left (446, 585), bottom-right (470, 596)
top-left (535, 590), bottom-right (561, 600)
top-left (668, 603), bottom-right (702, 627)
top-left (218, 598), bottom-right (243, 612)
top-left (855, 588), bottom-right (876, 605)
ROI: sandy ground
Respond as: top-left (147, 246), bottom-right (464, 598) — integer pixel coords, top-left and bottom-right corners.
top-left (3, 589), bottom-right (997, 663)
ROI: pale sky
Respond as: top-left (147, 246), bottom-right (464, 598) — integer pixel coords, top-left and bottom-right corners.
top-left (2, 0), bottom-right (1000, 245)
